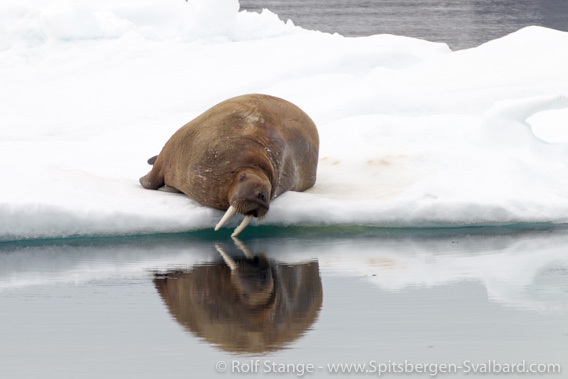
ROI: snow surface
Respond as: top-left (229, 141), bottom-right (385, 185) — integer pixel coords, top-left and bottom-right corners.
top-left (1, 0), bottom-right (568, 241)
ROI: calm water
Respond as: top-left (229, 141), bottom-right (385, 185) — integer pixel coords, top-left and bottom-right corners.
top-left (240, 0), bottom-right (568, 50)
top-left (1, 227), bottom-right (568, 378)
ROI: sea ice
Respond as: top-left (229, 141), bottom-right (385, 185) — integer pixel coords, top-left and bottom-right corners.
top-left (0, 0), bottom-right (567, 241)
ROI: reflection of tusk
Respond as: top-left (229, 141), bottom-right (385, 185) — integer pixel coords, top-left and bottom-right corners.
top-left (215, 205), bottom-right (236, 231)
top-left (231, 236), bottom-right (254, 259)
top-left (231, 214), bottom-right (253, 237)
top-left (215, 244), bottom-right (237, 271)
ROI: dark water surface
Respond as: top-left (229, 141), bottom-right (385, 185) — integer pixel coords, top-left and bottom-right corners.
top-left (1, 227), bottom-right (568, 378)
top-left (240, 0), bottom-right (568, 50)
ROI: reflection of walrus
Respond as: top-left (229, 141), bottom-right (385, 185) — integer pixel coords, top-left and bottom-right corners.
top-left (140, 94), bottom-right (319, 236)
top-left (153, 245), bottom-right (323, 354)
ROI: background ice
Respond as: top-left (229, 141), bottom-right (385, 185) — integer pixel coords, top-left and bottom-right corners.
top-left (1, 0), bottom-right (567, 241)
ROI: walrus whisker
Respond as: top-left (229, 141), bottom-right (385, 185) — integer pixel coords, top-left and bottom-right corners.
top-left (215, 205), bottom-right (236, 231)
top-left (256, 213), bottom-right (267, 224)
top-left (232, 214), bottom-right (253, 237)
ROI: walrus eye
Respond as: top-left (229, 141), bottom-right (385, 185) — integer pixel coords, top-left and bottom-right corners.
top-left (239, 173), bottom-right (247, 181)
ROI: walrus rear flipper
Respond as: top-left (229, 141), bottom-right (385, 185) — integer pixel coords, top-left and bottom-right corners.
top-left (147, 155), bottom-right (158, 165)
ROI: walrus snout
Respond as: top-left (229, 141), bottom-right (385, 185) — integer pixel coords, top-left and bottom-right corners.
top-left (230, 180), bottom-right (270, 219)
top-left (232, 186), bottom-right (270, 215)
top-left (233, 198), bottom-right (269, 218)
top-left (257, 191), bottom-right (267, 203)
top-left (215, 172), bottom-right (271, 237)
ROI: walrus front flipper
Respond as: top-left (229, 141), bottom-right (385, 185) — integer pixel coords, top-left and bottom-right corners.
top-left (147, 155), bottom-right (158, 165)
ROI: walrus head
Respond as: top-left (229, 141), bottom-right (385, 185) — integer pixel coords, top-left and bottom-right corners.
top-left (215, 169), bottom-right (271, 237)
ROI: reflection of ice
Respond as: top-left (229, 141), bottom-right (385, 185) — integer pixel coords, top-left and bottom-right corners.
top-left (316, 228), bottom-right (568, 312)
top-left (0, 235), bottom-right (219, 289)
top-left (1, 228), bottom-right (567, 313)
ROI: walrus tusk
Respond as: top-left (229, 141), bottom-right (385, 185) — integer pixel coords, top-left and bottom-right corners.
top-left (231, 236), bottom-right (254, 258)
top-left (215, 205), bottom-right (236, 231)
top-left (215, 244), bottom-right (237, 271)
top-left (231, 214), bottom-right (253, 237)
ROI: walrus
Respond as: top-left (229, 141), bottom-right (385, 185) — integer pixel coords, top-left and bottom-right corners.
top-left (139, 94), bottom-right (319, 236)
top-left (153, 240), bottom-right (323, 354)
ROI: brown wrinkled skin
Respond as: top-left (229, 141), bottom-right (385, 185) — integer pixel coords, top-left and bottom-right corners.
top-left (153, 258), bottom-right (323, 354)
top-left (139, 94), bottom-right (319, 212)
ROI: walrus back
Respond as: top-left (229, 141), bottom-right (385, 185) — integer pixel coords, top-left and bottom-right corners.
top-left (248, 95), bottom-right (319, 194)
top-left (141, 94), bottom-right (319, 211)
